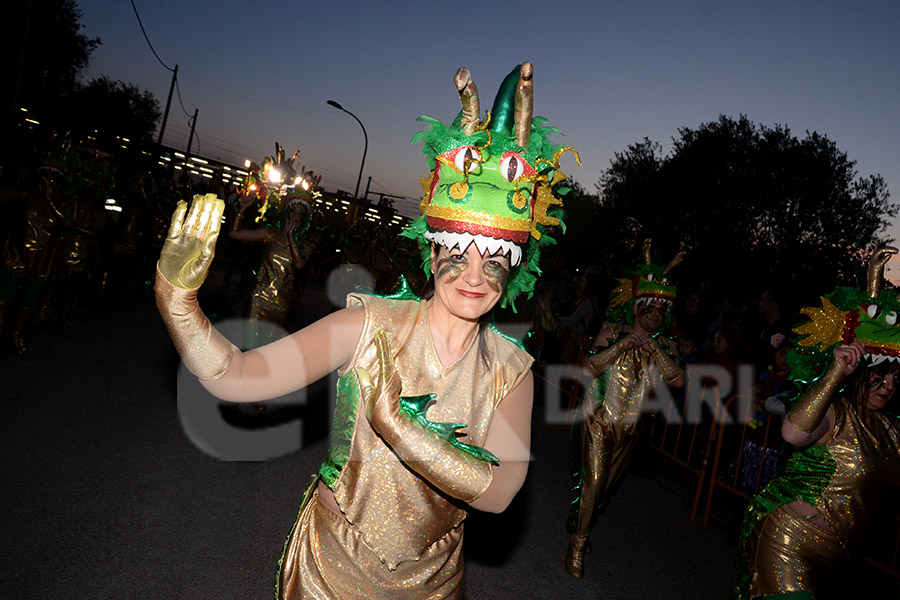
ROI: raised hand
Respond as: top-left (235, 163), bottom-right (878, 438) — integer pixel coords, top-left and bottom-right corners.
top-left (158, 193), bottom-right (225, 289)
top-left (833, 342), bottom-right (866, 376)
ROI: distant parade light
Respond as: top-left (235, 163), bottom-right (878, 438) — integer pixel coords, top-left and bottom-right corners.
top-left (244, 159), bottom-right (251, 168)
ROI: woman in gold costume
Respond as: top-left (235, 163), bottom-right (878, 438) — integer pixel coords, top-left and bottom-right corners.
top-left (230, 189), bottom-right (318, 347)
top-left (734, 248), bottom-right (900, 599)
top-left (155, 63), bottom-right (578, 598)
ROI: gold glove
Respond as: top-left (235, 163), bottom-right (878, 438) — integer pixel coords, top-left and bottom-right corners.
top-left (158, 194), bottom-right (225, 289)
top-left (358, 331), bottom-right (495, 503)
top-left (647, 341), bottom-right (684, 384)
top-left (787, 359), bottom-right (846, 433)
top-left (155, 194), bottom-right (232, 380)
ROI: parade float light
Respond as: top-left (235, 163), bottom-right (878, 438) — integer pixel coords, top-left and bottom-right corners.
top-left (190, 157), bottom-right (208, 164)
top-left (175, 152), bottom-right (185, 158)
top-left (25, 118), bottom-right (39, 125)
top-left (244, 159), bottom-right (251, 168)
top-left (223, 166), bottom-right (231, 171)
top-left (267, 168), bottom-right (282, 184)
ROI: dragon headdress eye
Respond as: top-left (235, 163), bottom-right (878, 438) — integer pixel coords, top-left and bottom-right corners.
top-left (791, 246), bottom-right (900, 383)
top-left (402, 63), bottom-right (580, 310)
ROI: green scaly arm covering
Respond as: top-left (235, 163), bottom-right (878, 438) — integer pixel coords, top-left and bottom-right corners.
top-left (399, 393), bottom-right (500, 465)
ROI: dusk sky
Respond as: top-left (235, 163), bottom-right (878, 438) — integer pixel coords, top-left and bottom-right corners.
top-left (78, 1), bottom-right (900, 276)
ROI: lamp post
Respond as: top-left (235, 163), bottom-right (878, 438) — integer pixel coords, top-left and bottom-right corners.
top-left (327, 100), bottom-right (368, 201)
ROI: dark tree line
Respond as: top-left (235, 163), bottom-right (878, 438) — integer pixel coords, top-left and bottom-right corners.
top-left (5, 0), bottom-right (160, 158)
top-left (556, 115), bottom-right (896, 305)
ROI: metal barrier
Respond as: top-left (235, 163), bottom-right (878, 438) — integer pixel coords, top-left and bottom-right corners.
top-left (641, 380), bottom-right (724, 522)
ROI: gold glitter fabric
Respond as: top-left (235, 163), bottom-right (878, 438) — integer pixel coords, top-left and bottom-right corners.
top-left (748, 505), bottom-right (843, 597)
top-left (589, 323), bottom-right (678, 432)
top-left (277, 294), bottom-right (531, 596)
top-left (3, 186), bottom-right (67, 276)
top-left (279, 488), bottom-right (464, 599)
top-left (245, 227), bottom-right (306, 326)
top-left (812, 397), bottom-right (900, 553)
top-left (154, 267), bottom-right (234, 380)
top-left (571, 323), bottom-right (679, 534)
top-left (747, 397), bottom-right (900, 596)
top-left (786, 361), bottom-right (845, 433)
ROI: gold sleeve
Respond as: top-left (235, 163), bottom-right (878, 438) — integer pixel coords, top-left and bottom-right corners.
top-left (588, 340), bottom-right (627, 374)
top-left (647, 341), bottom-right (684, 383)
top-left (154, 267), bottom-right (234, 380)
top-left (787, 360), bottom-right (846, 433)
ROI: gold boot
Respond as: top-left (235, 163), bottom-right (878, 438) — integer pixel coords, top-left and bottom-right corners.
top-left (565, 533), bottom-right (590, 578)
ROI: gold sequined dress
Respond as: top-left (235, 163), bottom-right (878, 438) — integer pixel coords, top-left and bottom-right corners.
top-left (738, 396), bottom-right (900, 599)
top-left (277, 294), bottom-right (532, 599)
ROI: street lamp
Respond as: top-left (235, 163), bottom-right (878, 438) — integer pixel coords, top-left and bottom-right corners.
top-left (327, 100), bottom-right (368, 201)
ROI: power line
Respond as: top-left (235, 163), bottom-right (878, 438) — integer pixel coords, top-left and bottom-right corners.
top-left (130, 0), bottom-right (173, 72)
top-left (179, 71), bottom-right (330, 113)
top-left (174, 79), bottom-right (193, 118)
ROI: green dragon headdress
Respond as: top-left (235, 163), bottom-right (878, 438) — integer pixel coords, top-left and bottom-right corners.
top-left (789, 247), bottom-right (900, 382)
top-left (607, 238), bottom-right (685, 325)
top-left (401, 62), bottom-right (580, 309)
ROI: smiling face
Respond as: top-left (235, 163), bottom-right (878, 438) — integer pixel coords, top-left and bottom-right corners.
top-left (430, 242), bottom-right (510, 322)
top-left (633, 299), bottom-right (669, 336)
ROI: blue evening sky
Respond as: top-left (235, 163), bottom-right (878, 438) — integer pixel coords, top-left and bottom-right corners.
top-left (77, 0), bottom-right (900, 277)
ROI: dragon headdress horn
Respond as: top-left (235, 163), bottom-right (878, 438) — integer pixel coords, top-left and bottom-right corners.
top-left (454, 68), bottom-right (480, 136)
top-left (665, 250), bottom-right (687, 275)
top-left (402, 62), bottom-right (580, 310)
top-left (867, 246), bottom-right (897, 299)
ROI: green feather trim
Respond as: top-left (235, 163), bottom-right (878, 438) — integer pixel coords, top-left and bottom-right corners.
top-left (399, 394), bottom-right (500, 465)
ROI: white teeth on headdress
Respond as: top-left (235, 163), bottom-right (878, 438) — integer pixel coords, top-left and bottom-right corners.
top-left (863, 352), bottom-right (898, 366)
top-left (425, 231), bottom-right (522, 266)
top-left (636, 297), bottom-right (673, 308)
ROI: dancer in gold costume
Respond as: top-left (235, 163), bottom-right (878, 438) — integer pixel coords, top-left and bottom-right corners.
top-left (230, 173), bottom-right (320, 347)
top-left (734, 247), bottom-right (900, 600)
top-left (155, 63), bottom-right (579, 598)
top-left (1, 153), bottom-right (74, 353)
top-left (564, 239), bottom-right (686, 578)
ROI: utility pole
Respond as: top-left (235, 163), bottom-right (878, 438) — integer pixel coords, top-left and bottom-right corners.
top-left (186, 108), bottom-right (198, 155)
top-left (157, 64), bottom-right (178, 146)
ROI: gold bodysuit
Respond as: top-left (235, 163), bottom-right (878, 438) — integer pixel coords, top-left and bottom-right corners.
top-left (570, 322), bottom-right (679, 534)
top-left (277, 294), bottom-right (532, 599)
top-left (742, 397), bottom-right (900, 599)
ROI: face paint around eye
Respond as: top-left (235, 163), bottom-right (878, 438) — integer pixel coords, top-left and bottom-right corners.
top-left (435, 255), bottom-right (468, 282)
top-left (482, 260), bottom-right (509, 292)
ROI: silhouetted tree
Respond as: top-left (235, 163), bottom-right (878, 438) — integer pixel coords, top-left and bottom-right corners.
top-left (596, 115), bottom-right (897, 299)
top-left (67, 76), bottom-right (161, 150)
top-left (9, 0), bottom-right (100, 122)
